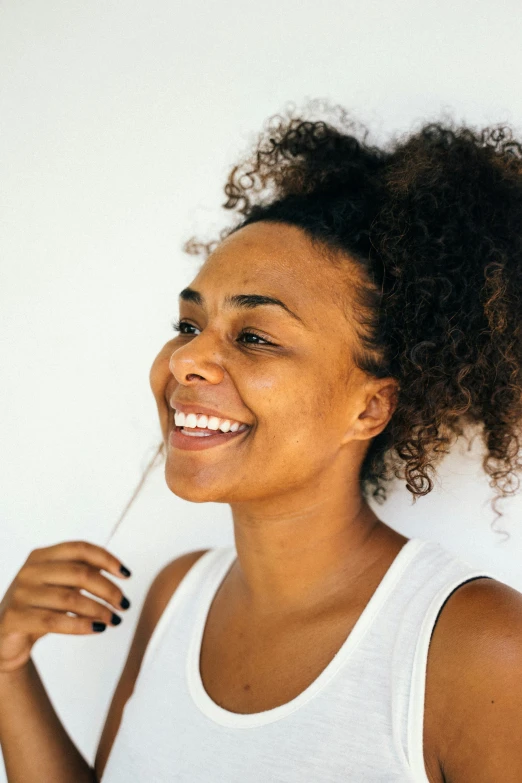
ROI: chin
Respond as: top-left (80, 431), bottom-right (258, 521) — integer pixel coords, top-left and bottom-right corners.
top-left (164, 463), bottom-right (261, 505)
top-left (163, 464), bottom-right (227, 504)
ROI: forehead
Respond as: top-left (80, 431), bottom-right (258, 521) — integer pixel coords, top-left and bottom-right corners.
top-left (189, 221), bottom-right (351, 321)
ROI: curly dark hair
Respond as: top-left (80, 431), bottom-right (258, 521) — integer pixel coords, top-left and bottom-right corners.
top-left (107, 99), bottom-right (522, 547)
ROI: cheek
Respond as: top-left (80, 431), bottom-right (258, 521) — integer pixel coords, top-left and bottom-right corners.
top-left (255, 369), bottom-right (328, 437)
top-left (264, 401), bottom-right (327, 449)
top-left (277, 381), bottom-right (342, 448)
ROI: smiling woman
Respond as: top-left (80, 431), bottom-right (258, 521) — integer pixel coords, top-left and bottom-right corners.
top-left (2, 98), bottom-right (522, 783)
top-left (101, 100), bottom-right (522, 783)
top-left (97, 100), bottom-right (522, 782)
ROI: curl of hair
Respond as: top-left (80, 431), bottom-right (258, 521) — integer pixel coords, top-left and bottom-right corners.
top-left (180, 98), bottom-right (522, 538)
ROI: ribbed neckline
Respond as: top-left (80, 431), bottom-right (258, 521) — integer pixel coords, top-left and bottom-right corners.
top-left (187, 537), bottom-right (426, 728)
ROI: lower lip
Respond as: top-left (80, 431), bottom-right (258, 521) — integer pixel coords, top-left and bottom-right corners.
top-left (169, 426), bottom-right (250, 451)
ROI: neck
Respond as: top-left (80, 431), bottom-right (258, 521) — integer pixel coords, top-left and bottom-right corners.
top-left (228, 475), bottom-right (401, 618)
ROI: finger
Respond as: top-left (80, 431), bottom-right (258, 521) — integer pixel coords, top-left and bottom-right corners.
top-left (2, 605), bottom-right (109, 636)
top-left (14, 585), bottom-right (122, 627)
top-left (25, 541), bottom-right (131, 580)
top-left (20, 562), bottom-right (130, 614)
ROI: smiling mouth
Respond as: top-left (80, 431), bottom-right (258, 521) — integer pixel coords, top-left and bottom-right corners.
top-left (170, 405), bottom-right (251, 431)
top-left (174, 418), bottom-right (250, 434)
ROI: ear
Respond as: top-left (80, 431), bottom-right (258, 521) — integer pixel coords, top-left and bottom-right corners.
top-left (341, 379), bottom-right (400, 444)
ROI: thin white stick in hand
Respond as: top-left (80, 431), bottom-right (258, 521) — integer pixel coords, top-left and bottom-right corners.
top-left (103, 441), bottom-right (164, 548)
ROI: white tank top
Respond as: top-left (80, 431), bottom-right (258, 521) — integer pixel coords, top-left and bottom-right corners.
top-left (100, 537), bottom-right (497, 782)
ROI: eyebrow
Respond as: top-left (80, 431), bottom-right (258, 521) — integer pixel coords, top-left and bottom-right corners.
top-left (178, 287), bottom-right (305, 325)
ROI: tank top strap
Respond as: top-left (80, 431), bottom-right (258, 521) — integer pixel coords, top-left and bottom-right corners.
top-left (387, 538), bottom-right (498, 781)
top-left (139, 546), bottom-right (233, 676)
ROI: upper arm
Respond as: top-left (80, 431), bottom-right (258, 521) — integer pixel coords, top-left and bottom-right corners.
top-left (93, 548), bottom-right (210, 781)
top-left (429, 577), bottom-right (522, 783)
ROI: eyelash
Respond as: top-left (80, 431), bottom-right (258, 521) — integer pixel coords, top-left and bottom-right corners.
top-left (171, 319), bottom-right (275, 347)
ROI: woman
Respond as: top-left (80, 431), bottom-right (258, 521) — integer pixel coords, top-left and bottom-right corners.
top-left (1, 100), bottom-right (522, 782)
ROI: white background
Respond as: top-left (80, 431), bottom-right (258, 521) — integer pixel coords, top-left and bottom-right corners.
top-left (1, 0), bottom-right (522, 776)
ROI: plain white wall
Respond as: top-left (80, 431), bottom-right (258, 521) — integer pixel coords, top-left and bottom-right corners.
top-left (1, 0), bottom-right (522, 775)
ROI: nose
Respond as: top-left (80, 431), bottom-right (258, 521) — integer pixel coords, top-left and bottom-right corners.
top-left (168, 336), bottom-right (224, 386)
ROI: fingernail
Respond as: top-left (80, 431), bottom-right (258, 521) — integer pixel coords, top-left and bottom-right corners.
top-left (120, 564), bottom-right (131, 577)
top-left (111, 614), bottom-right (122, 626)
top-left (120, 596), bottom-right (130, 610)
top-left (92, 622), bottom-right (106, 632)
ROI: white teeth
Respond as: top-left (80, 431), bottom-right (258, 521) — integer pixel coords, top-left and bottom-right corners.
top-left (185, 413), bottom-right (198, 428)
top-left (174, 409), bottom-right (248, 433)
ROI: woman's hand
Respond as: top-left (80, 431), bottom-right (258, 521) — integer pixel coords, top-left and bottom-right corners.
top-left (0, 540), bottom-right (132, 673)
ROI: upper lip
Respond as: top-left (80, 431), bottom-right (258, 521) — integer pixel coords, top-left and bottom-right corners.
top-left (169, 399), bottom-right (251, 426)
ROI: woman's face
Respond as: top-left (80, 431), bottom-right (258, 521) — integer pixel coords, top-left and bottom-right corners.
top-left (150, 220), bottom-right (379, 504)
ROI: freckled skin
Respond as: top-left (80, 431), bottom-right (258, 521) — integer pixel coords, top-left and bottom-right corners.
top-left (149, 220), bottom-right (405, 614)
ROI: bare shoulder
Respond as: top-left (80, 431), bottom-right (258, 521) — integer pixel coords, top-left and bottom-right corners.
top-left (94, 547), bottom-right (210, 781)
top-left (137, 548), bottom-right (211, 636)
top-left (425, 576), bottom-right (522, 783)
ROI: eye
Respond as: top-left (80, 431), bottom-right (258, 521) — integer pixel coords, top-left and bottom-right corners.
top-left (171, 319), bottom-right (274, 346)
top-left (171, 318), bottom-right (195, 335)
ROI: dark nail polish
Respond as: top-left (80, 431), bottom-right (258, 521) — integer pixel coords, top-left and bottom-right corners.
top-left (92, 622), bottom-right (106, 632)
top-left (120, 564), bottom-right (131, 577)
top-left (111, 613), bottom-right (122, 626)
top-left (120, 596), bottom-right (130, 610)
